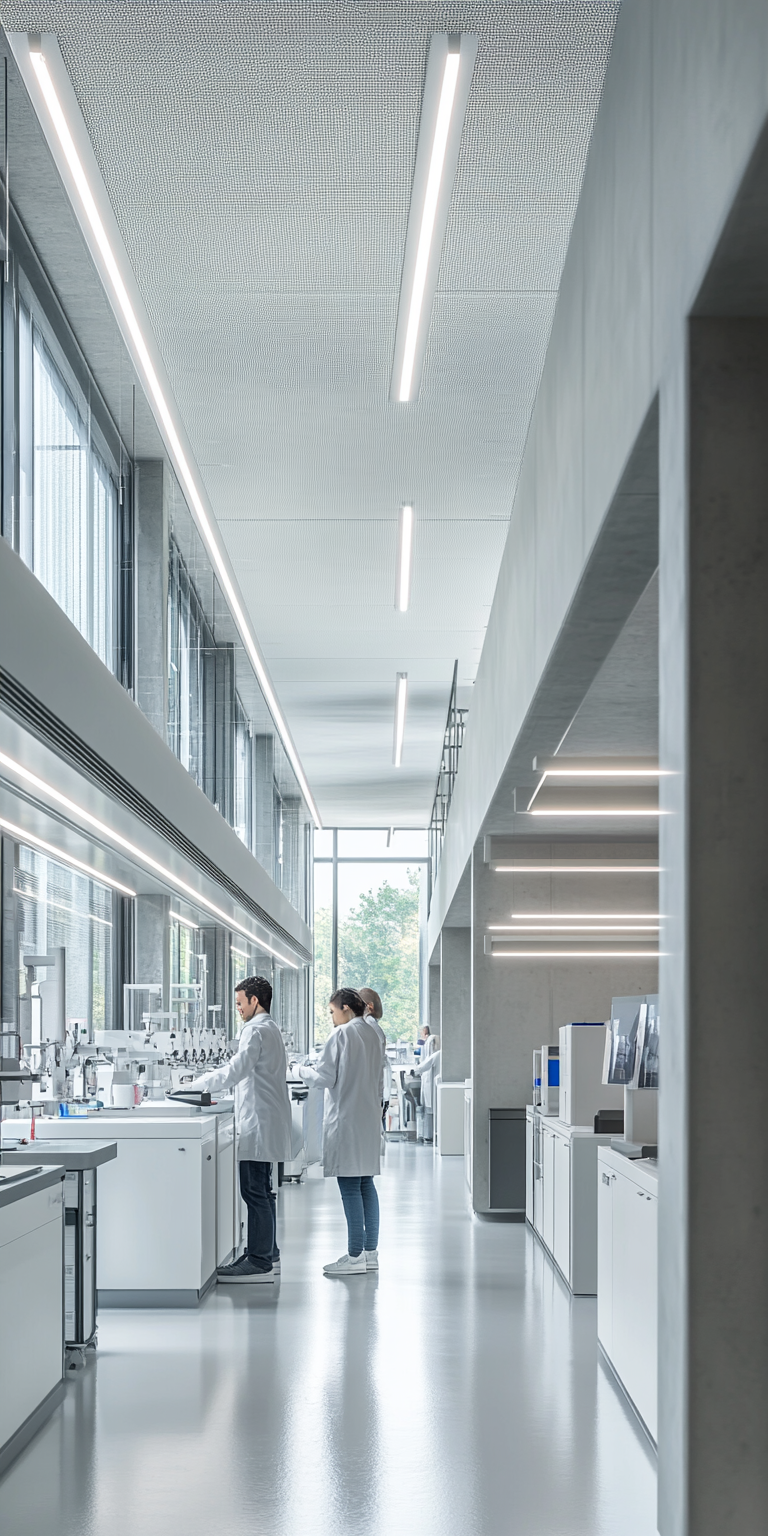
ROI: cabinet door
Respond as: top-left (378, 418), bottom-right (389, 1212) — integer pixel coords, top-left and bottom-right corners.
top-left (216, 1120), bottom-right (236, 1265)
top-left (96, 1138), bottom-right (201, 1290)
top-left (612, 1172), bottom-right (658, 1440)
top-left (597, 1166), bottom-right (614, 1352)
top-left (0, 1204), bottom-right (63, 1449)
top-left (542, 1127), bottom-right (555, 1253)
top-left (525, 1117), bottom-right (534, 1223)
top-left (553, 1134), bottom-right (571, 1280)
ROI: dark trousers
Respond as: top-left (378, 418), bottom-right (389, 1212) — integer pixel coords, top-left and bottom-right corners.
top-left (239, 1160), bottom-right (279, 1273)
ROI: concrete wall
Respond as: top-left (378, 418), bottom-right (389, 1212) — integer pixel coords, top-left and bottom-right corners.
top-left (430, 0), bottom-right (768, 939)
top-left (440, 927), bottom-right (471, 1082)
top-left (470, 843), bottom-right (659, 1214)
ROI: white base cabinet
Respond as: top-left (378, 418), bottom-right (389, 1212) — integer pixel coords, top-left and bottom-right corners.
top-left (597, 1147), bottom-right (658, 1442)
top-left (0, 1170), bottom-right (65, 1475)
top-left (31, 1113), bottom-right (226, 1305)
top-left (526, 1109), bottom-right (613, 1294)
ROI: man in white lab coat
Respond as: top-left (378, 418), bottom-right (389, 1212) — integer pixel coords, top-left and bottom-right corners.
top-left (191, 975), bottom-right (292, 1284)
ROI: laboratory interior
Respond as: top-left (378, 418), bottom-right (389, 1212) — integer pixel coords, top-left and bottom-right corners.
top-left (0, 5), bottom-right (765, 1535)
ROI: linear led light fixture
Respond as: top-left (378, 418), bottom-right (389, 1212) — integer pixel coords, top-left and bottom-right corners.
top-left (508, 912), bottom-right (660, 922)
top-left (490, 950), bottom-right (660, 960)
top-left (170, 910), bottom-right (199, 930)
top-left (396, 505), bottom-right (414, 611)
top-left (526, 756), bottom-right (666, 815)
top-left (0, 813), bottom-right (136, 895)
top-left (528, 808), bottom-right (663, 817)
top-left (0, 748), bottom-right (300, 969)
top-left (493, 863), bottom-right (660, 874)
top-left (13, 35), bottom-right (320, 830)
top-left (393, 673), bottom-right (408, 767)
top-left (489, 923), bottom-right (660, 933)
top-left (390, 33), bottom-right (478, 403)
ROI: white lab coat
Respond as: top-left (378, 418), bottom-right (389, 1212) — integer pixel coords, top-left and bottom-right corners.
top-left (299, 1018), bottom-right (385, 1177)
top-left (363, 1012), bottom-right (390, 1101)
top-left (193, 1013), bottom-right (292, 1162)
top-left (412, 1047), bottom-right (441, 1113)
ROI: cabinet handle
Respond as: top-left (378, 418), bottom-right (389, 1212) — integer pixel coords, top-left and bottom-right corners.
top-left (602, 1172), bottom-right (610, 1185)
top-left (178, 1147), bottom-right (186, 1152)
top-left (207, 1155), bottom-right (212, 1161)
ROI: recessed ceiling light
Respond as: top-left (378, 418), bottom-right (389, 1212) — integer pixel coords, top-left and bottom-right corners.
top-left (396, 505), bottom-right (414, 612)
top-left (393, 674), bottom-right (408, 768)
top-left (391, 33), bottom-right (478, 403)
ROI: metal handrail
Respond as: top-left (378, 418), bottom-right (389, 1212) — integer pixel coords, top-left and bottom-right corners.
top-left (428, 661), bottom-right (468, 890)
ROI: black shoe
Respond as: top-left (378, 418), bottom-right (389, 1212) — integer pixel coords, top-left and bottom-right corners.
top-left (217, 1256), bottom-right (275, 1284)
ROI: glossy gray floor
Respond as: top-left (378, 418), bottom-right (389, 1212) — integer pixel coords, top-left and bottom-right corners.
top-left (2, 1143), bottom-right (657, 1536)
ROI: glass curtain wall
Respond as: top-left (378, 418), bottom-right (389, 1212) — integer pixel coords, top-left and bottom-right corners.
top-left (11, 843), bottom-right (113, 1036)
top-left (167, 485), bottom-right (313, 922)
top-left (313, 830), bottom-right (428, 1047)
top-left (9, 249), bottom-right (129, 681)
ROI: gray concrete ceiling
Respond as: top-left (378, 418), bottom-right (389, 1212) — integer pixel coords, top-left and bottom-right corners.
top-left (3, 2), bottom-right (619, 826)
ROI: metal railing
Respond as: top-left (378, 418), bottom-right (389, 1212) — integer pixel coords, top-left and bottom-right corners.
top-left (428, 661), bottom-right (468, 889)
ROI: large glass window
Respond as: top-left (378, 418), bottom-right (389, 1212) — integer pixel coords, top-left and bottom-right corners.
top-left (17, 302), bottom-right (120, 672)
top-left (13, 843), bottom-right (113, 1035)
top-left (313, 831), bottom-right (427, 1046)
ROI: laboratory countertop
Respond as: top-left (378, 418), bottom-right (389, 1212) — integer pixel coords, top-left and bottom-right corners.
top-left (599, 1144), bottom-right (659, 1194)
top-left (0, 1164), bottom-right (64, 1212)
top-left (1, 1140), bottom-right (118, 1170)
top-left (4, 1115), bottom-right (219, 1141)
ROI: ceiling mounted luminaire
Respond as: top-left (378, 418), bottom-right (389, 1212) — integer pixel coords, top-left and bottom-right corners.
top-left (491, 861), bottom-right (660, 874)
top-left (526, 756), bottom-right (665, 817)
top-left (12, 34), bottom-right (321, 830)
top-left (0, 814), bottom-right (136, 895)
top-left (0, 748), bottom-right (301, 968)
top-left (391, 33), bottom-right (478, 404)
top-left (484, 934), bottom-right (659, 960)
top-left (393, 673), bottom-right (408, 767)
top-left (396, 505), bottom-right (414, 611)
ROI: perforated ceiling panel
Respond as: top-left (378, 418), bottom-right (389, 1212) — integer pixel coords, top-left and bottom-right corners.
top-left (3, 1), bottom-right (619, 824)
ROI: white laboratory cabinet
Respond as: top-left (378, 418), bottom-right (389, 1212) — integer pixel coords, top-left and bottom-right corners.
top-left (525, 1108), bottom-right (614, 1294)
top-left (30, 1110), bottom-right (234, 1305)
top-left (0, 1167), bottom-right (65, 1476)
top-left (597, 1146), bottom-right (658, 1442)
top-left (464, 1082), bottom-right (473, 1190)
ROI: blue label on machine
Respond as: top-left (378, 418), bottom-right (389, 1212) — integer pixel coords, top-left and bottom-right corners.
top-left (548, 1060), bottom-right (560, 1086)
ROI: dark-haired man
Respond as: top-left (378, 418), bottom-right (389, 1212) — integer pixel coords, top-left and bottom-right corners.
top-left (190, 975), bottom-right (292, 1284)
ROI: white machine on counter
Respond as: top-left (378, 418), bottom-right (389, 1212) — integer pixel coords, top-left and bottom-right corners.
top-left (559, 1023), bottom-right (623, 1127)
top-left (603, 995), bottom-right (659, 1151)
top-left (534, 1042), bottom-right (560, 1116)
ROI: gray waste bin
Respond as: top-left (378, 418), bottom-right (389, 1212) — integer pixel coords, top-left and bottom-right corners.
top-left (488, 1108), bottom-right (526, 1214)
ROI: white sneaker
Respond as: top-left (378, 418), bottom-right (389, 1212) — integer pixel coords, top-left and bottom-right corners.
top-left (323, 1252), bottom-right (367, 1276)
top-left (272, 1260), bottom-right (281, 1275)
top-left (364, 1249), bottom-right (379, 1270)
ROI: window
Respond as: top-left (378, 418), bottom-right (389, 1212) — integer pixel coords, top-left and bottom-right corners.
top-left (18, 303), bottom-right (120, 672)
top-left (13, 843), bottom-right (113, 1035)
top-left (234, 699), bottom-right (252, 849)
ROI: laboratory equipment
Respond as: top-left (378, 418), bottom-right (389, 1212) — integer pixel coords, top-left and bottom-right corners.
top-left (559, 1023), bottom-right (623, 1126)
top-left (540, 1043), bottom-right (560, 1116)
top-left (1, 1139), bottom-right (117, 1365)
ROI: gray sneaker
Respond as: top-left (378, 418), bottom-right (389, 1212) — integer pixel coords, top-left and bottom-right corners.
top-left (217, 1256), bottom-right (275, 1284)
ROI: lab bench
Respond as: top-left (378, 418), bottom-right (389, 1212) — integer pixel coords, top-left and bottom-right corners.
top-left (0, 1166), bottom-right (65, 1476)
top-left (597, 1145), bottom-right (658, 1443)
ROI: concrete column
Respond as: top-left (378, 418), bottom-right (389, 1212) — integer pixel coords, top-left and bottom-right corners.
top-left (658, 320), bottom-right (768, 1535)
top-left (253, 734), bottom-right (275, 877)
top-left (428, 961), bottom-right (441, 1037)
top-left (134, 461), bottom-right (169, 740)
top-left (471, 841), bottom-right (659, 1214)
top-left (440, 927), bottom-right (471, 1082)
top-left (134, 895), bottom-right (170, 1015)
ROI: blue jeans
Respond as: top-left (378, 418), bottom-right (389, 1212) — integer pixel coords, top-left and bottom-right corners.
top-left (337, 1176), bottom-right (379, 1258)
top-left (239, 1160), bottom-right (279, 1273)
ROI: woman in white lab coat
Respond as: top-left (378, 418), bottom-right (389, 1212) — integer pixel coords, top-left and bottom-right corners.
top-left (298, 988), bottom-right (385, 1277)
